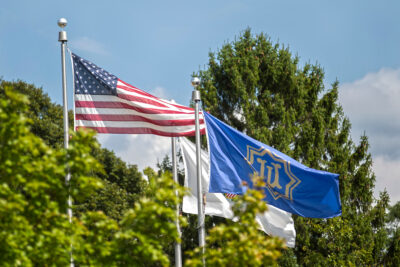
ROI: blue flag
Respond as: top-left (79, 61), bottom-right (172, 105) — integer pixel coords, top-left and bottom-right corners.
top-left (204, 112), bottom-right (341, 218)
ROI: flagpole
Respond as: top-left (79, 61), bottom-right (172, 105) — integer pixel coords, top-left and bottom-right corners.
top-left (58, 18), bottom-right (74, 267)
top-left (171, 137), bottom-right (182, 267)
top-left (191, 77), bottom-right (206, 254)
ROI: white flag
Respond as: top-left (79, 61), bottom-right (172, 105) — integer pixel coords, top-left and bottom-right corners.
top-left (180, 137), bottom-right (296, 247)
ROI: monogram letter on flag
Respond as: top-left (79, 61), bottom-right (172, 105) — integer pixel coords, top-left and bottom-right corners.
top-left (71, 53), bottom-right (205, 137)
top-left (204, 112), bottom-right (341, 218)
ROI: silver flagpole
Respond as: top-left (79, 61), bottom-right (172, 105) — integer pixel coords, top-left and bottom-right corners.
top-left (171, 137), bottom-right (182, 267)
top-left (191, 77), bottom-right (206, 255)
top-left (58, 18), bottom-right (74, 267)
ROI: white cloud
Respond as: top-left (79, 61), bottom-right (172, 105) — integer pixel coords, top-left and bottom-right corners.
top-left (94, 86), bottom-right (178, 176)
top-left (96, 134), bottom-right (172, 172)
top-left (70, 36), bottom-right (109, 56)
top-left (339, 68), bottom-right (400, 204)
top-left (373, 155), bottom-right (400, 204)
top-left (150, 86), bottom-right (168, 100)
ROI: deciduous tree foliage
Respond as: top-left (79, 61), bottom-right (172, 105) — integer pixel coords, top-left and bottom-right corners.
top-left (74, 168), bottom-right (187, 266)
top-left (196, 29), bottom-right (394, 266)
top-left (157, 154), bottom-right (231, 264)
top-left (0, 87), bottom-right (186, 266)
top-left (0, 80), bottom-right (67, 148)
top-left (75, 146), bottom-right (146, 221)
top-left (186, 177), bottom-right (284, 267)
top-left (0, 86), bottom-right (100, 265)
top-left (0, 79), bottom-right (146, 221)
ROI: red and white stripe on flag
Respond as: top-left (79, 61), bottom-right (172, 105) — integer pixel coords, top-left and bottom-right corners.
top-left (224, 193), bottom-right (237, 199)
top-left (71, 52), bottom-right (204, 137)
top-left (75, 80), bottom-right (205, 137)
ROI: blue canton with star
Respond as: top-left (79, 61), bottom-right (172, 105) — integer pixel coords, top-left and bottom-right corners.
top-left (72, 53), bottom-right (118, 95)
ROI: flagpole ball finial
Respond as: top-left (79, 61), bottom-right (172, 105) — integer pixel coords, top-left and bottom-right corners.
top-left (58, 18), bottom-right (68, 42)
top-left (191, 77), bottom-right (201, 88)
top-left (57, 18), bottom-right (68, 28)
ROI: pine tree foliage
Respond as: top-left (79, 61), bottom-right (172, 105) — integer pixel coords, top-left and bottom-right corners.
top-left (196, 29), bottom-right (392, 265)
top-left (384, 201), bottom-right (400, 266)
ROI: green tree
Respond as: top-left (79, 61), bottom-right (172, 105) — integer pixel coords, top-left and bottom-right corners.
top-left (387, 201), bottom-right (400, 229)
top-left (186, 177), bottom-right (284, 266)
top-left (0, 86), bottom-right (100, 265)
top-left (0, 86), bottom-right (187, 266)
top-left (157, 155), bottom-right (285, 266)
top-left (156, 154), bottom-right (230, 264)
top-left (384, 201), bottom-right (400, 266)
top-left (0, 79), bottom-right (67, 148)
top-left (74, 169), bottom-right (187, 266)
top-left (196, 29), bottom-right (390, 266)
top-left (75, 146), bottom-right (146, 221)
top-left (0, 79), bottom-right (146, 222)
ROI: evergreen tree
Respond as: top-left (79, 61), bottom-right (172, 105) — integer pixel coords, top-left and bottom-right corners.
top-left (196, 29), bottom-right (390, 265)
top-left (384, 201), bottom-right (400, 266)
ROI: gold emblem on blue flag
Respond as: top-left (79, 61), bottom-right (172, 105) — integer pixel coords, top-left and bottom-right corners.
top-left (246, 145), bottom-right (301, 201)
top-left (205, 112), bottom-right (341, 218)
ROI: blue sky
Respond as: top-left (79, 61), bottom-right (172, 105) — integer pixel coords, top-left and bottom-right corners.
top-left (1, 0), bottom-right (400, 203)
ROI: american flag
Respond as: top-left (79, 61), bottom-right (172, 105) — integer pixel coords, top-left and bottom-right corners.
top-left (72, 53), bottom-right (205, 137)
